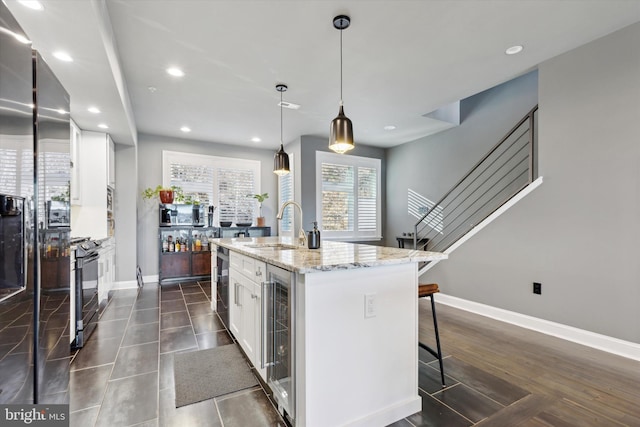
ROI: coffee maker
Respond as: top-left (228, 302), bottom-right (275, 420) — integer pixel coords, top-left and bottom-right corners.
top-left (159, 204), bottom-right (172, 226)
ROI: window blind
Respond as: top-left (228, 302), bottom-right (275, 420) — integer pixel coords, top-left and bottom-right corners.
top-left (321, 162), bottom-right (354, 231)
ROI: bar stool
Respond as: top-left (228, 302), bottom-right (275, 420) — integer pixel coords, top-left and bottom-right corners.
top-left (418, 283), bottom-right (445, 387)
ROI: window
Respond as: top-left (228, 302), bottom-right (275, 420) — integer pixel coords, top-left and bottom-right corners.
top-left (162, 151), bottom-right (260, 224)
top-left (316, 151), bottom-right (381, 241)
top-left (278, 153), bottom-right (294, 236)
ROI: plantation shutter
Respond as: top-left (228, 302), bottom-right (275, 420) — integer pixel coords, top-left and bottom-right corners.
top-left (169, 163), bottom-right (214, 205)
top-left (357, 166), bottom-right (377, 232)
top-left (38, 148), bottom-right (70, 213)
top-left (278, 161), bottom-right (294, 233)
top-left (321, 162), bottom-right (354, 232)
top-left (217, 168), bottom-right (255, 224)
top-left (316, 151), bottom-right (381, 240)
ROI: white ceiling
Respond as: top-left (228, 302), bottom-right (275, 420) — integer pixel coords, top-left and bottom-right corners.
top-left (6, 0), bottom-right (640, 149)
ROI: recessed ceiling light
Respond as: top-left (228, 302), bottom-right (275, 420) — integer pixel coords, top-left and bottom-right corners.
top-left (383, 125), bottom-right (396, 131)
top-left (18, 1), bottom-right (44, 11)
top-left (53, 51), bottom-right (73, 62)
top-left (98, 123), bottom-right (109, 129)
top-left (180, 126), bottom-right (191, 133)
top-left (88, 106), bottom-right (100, 114)
top-left (251, 137), bottom-right (261, 143)
top-left (166, 67), bottom-right (184, 77)
top-left (278, 101), bottom-right (301, 110)
top-left (505, 45), bottom-right (524, 55)
top-left (148, 86), bottom-right (157, 93)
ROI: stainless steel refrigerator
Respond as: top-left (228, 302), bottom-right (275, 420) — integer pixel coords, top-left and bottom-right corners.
top-left (0, 2), bottom-right (71, 404)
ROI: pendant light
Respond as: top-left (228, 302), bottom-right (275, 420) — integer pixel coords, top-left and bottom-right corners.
top-left (329, 15), bottom-right (354, 154)
top-left (273, 83), bottom-right (290, 176)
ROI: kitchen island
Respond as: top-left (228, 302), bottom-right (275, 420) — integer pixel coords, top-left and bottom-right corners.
top-left (212, 236), bottom-right (447, 427)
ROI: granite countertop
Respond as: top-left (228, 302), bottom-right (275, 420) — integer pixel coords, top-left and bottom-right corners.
top-left (212, 236), bottom-right (447, 274)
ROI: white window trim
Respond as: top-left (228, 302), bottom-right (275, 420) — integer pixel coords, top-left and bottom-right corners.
top-left (315, 151), bottom-right (382, 242)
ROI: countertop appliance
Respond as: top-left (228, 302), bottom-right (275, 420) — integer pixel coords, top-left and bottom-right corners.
top-left (71, 238), bottom-right (101, 349)
top-left (215, 245), bottom-right (230, 329)
top-left (263, 264), bottom-right (296, 424)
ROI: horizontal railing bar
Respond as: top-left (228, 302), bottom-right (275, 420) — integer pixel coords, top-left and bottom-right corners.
top-left (427, 163), bottom-right (529, 250)
top-left (414, 108), bottom-right (535, 227)
top-left (424, 144), bottom-right (529, 229)
top-left (414, 119), bottom-right (531, 232)
top-left (428, 169), bottom-right (529, 250)
top-left (414, 105), bottom-right (538, 250)
top-left (429, 179), bottom-right (531, 253)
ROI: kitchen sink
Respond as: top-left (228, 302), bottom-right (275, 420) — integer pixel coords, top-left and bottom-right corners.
top-left (245, 243), bottom-right (302, 250)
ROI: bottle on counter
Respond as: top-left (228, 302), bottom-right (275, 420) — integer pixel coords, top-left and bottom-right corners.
top-left (162, 238), bottom-right (168, 252)
top-left (308, 221), bottom-right (321, 249)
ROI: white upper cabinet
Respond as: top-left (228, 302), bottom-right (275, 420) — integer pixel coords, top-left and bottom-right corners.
top-left (70, 120), bottom-right (82, 205)
top-left (71, 130), bottom-right (113, 239)
top-left (107, 134), bottom-right (115, 188)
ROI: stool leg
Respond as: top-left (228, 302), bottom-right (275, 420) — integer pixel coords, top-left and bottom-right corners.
top-left (430, 294), bottom-right (446, 387)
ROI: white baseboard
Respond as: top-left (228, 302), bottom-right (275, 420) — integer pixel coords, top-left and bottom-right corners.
top-left (112, 280), bottom-right (138, 290)
top-left (113, 274), bottom-right (159, 290)
top-left (436, 293), bottom-right (640, 362)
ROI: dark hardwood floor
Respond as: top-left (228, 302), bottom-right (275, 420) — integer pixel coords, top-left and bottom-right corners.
top-left (414, 301), bottom-right (640, 426)
top-left (69, 281), bottom-right (640, 426)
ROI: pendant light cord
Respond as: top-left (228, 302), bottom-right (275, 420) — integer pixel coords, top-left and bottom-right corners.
top-left (280, 90), bottom-right (283, 145)
top-left (340, 28), bottom-right (343, 105)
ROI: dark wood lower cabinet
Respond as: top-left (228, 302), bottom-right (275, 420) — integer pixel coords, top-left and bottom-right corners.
top-left (191, 251), bottom-right (211, 276)
top-left (160, 252), bottom-right (190, 279)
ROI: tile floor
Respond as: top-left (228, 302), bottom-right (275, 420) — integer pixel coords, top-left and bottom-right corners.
top-left (69, 281), bottom-right (285, 427)
top-left (69, 280), bottom-right (530, 427)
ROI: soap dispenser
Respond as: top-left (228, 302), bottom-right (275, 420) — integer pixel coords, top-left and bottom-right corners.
top-left (308, 221), bottom-right (321, 249)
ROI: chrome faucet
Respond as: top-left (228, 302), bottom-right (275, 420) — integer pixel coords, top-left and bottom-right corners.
top-left (276, 201), bottom-right (307, 247)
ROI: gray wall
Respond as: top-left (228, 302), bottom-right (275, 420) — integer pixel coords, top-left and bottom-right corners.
top-left (385, 70), bottom-right (538, 248)
top-left (423, 23), bottom-right (640, 343)
top-left (137, 133), bottom-right (279, 277)
top-left (115, 143), bottom-right (138, 281)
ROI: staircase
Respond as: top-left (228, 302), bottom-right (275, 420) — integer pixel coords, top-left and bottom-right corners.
top-left (413, 106), bottom-right (539, 259)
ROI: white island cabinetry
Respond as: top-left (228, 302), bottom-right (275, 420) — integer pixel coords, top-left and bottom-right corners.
top-left (215, 237), bottom-right (447, 427)
top-left (229, 251), bottom-right (266, 380)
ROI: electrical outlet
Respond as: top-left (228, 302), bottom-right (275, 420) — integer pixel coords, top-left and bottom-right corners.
top-left (533, 282), bottom-right (542, 295)
top-left (365, 293), bottom-right (376, 318)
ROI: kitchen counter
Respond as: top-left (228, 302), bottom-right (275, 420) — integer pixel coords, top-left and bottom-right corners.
top-left (212, 236), bottom-right (446, 274)
top-left (213, 236), bottom-right (447, 427)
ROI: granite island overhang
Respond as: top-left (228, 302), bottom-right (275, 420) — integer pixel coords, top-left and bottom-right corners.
top-left (212, 236), bottom-right (447, 273)
top-left (211, 236), bottom-right (447, 427)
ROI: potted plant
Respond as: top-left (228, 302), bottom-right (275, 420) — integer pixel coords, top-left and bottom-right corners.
top-left (248, 192), bottom-right (269, 227)
top-left (142, 185), bottom-right (184, 204)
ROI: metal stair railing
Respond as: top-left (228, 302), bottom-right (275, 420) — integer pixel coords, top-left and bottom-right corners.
top-left (414, 105), bottom-right (538, 253)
